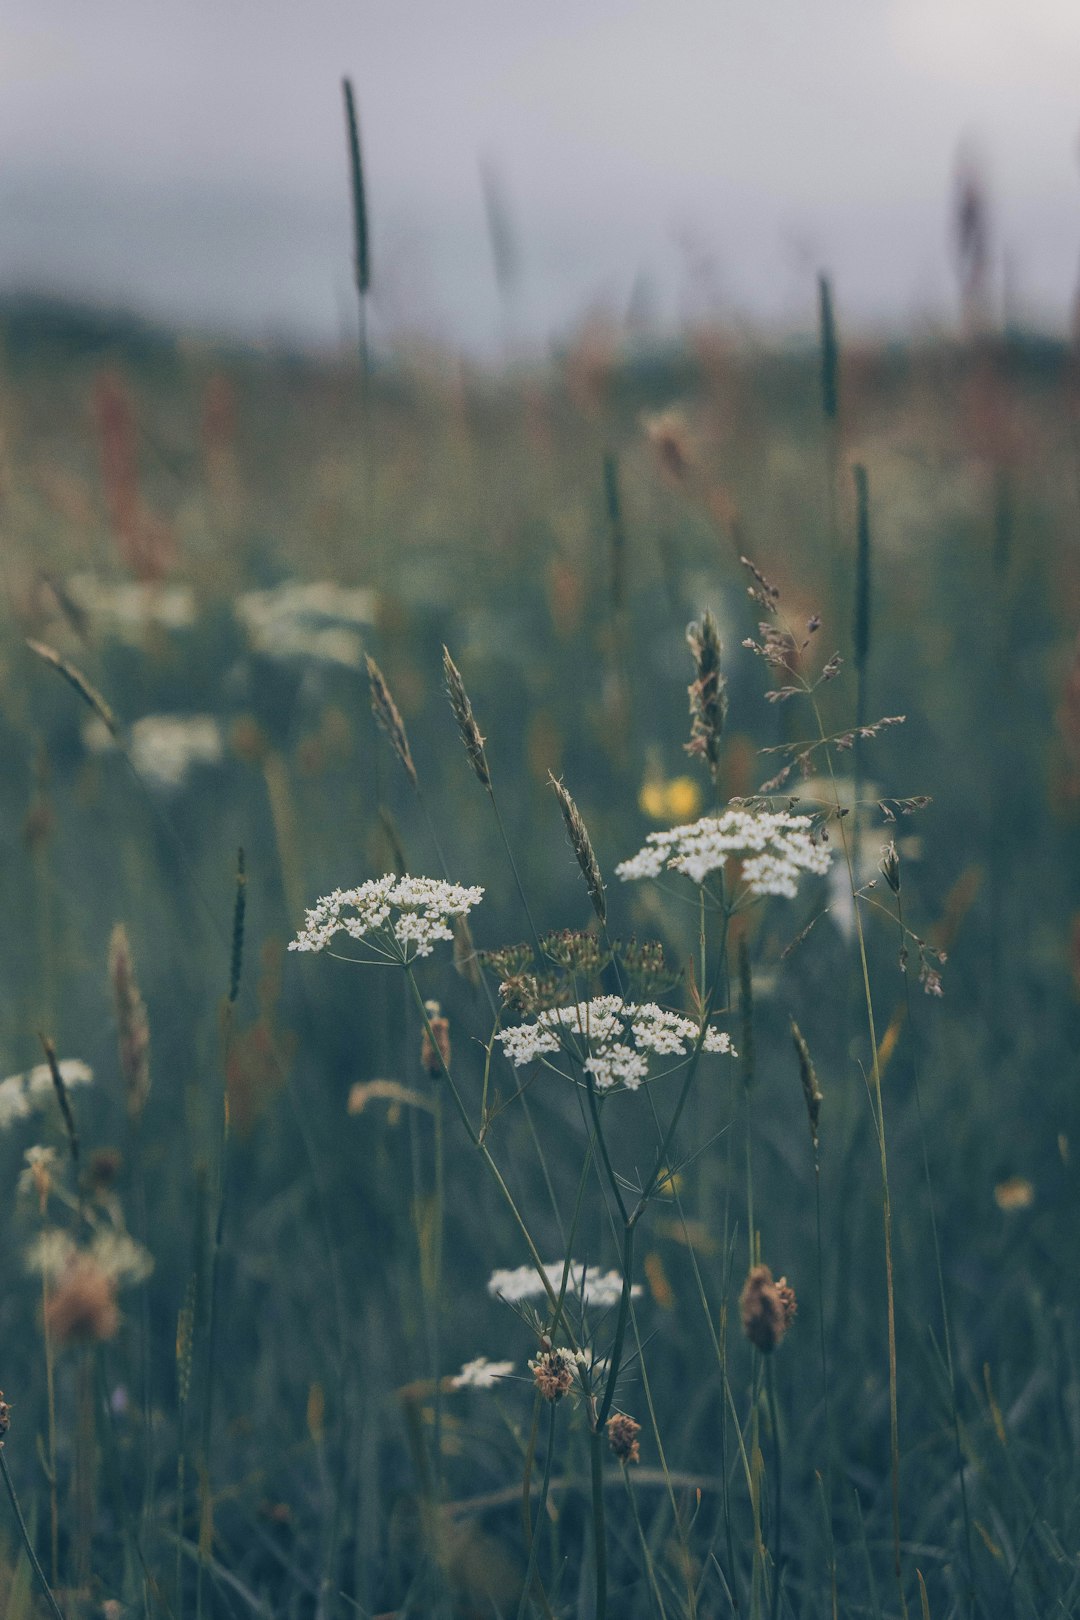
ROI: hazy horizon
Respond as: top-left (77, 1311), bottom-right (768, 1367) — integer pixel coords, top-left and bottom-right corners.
top-left (2, 0), bottom-right (1079, 354)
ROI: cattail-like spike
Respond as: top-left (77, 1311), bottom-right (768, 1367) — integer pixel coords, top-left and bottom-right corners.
top-left (818, 274), bottom-right (839, 425)
top-left (365, 655), bottom-right (417, 788)
top-left (229, 848), bottom-right (246, 1005)
top-left (548, 773), bottom-right (606, 926)
top-left (342, 79), bottom-right (369, 298)
top-left (442, 647), bottom-right (491, 788)
top-left (853, 464), bottom-right (871, 689)
top-left (603, 452), bottom-right (627, 615)
top-left (108, 923), bottom-right (151, 1120)
top-left (790, 1020), bottom-right (823, 1150)
top-left (176, 1275), bottom-right (196, 1405)
top-left (39, 1035), bottom-right (80, 1175)
top-left (26, 640), bottom-right (119, 737)
top-left (685, 611), bottom-right (728, 789)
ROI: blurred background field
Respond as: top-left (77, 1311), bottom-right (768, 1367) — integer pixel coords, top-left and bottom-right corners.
top-left (0, 277), bottom-right (1078, 1617)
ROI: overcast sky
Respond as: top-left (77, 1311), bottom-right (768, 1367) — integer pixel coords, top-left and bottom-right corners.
top-left (2, 0), bottom-right (1079, 352)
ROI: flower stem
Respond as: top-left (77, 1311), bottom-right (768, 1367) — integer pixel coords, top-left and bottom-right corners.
top-left (0, 1446), bottom-right (67, 1620)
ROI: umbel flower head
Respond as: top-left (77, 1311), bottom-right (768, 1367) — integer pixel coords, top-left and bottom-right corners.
top-left (496, 995), bottom-right (734, 1093)
top-left (616, 807), bottom-right (831, 899)
top-left (289, 875), bottom-right (484, 964)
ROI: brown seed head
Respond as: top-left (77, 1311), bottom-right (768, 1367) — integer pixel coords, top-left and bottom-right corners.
top-left (606, 1412), bottom-right (642, 1464)
top-left (740, 1264), bottom-right (797, 1354)
top-left (0, 1391), bottom-right (10, 1438)
top-left (529, 1348), bottom-right (576, 1402)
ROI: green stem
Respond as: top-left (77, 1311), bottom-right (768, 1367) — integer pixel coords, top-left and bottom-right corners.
top-left (0, 1447), bottom-right (67, 1620)
top-left (589, 1427), bottom-right (608, 1620)
top-left (406, 972), bottom-right (576, 1338)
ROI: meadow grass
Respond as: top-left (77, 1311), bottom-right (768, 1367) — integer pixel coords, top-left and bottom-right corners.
top-left (0, 305), bottom-right (1076, 1619)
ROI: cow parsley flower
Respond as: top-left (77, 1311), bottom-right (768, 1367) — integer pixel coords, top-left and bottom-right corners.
top-left (289, 874), bottom-right (484, 963)
top-left (487, 1261), bottom-right (642, 1309)
top-left (0, 1059), bottom-right (94, 1130)
top-left (616, 807), bottom-right (831, 898)
top-left (495, 995), bottom-right (733, 1092)
top-left (451, 1356), bottom-right (515, 1389)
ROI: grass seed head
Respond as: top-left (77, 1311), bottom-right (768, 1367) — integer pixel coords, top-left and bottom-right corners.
top-left (366, 655), bottom-right (417, 788)
top-left (549, 774), bottom-right (606, 926)
top-left (443, 646), bottom-right (491, 788)
top-left (790, 1020), bottom-right (823, 1149)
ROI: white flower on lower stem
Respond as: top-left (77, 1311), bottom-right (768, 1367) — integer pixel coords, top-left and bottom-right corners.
top-left (288, 874), bottom-right (484, 962)
top-left (487, 1261), bottom-right (642, 1309)
top-left (0, 1060), bottom-right (94, 1130)
top-left (616, 807), bottom-right (831, 897)
top-left (451, 1356), bottom-right (515, 1389)
top-left (495, 996), bottom-right (734, 1092)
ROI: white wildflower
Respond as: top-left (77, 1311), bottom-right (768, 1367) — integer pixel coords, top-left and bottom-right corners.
top-left (26, 1059), bottom-right (94, 1101)
top-left (616, 807), bottom-right (831, 898)
top-left (25, 1228), bottom-right (76, 1280)
top-left (487, 1261), bottom-right (642, 1308)
top-left (451, 1356), bottom-right (515, 1390)
top-left (235, 581), bottom-right (376, 669)
top-left (91, 1231), bottom-right (155, 1286)
top-left (0, 1061), bottom-right (94, 1130)
top-left (65, 573), bottom-right (197, 641)
top-left (128, 715), bottom-right (224, 790)
top-left (496, 996), bottom-right (734, 1091)
top-left (289, 874), bottom-right (484, 963)
top-left (17, 1144), bottom-right (60, 1204)
top-left (0, 1076), bottom-right (30, 1129)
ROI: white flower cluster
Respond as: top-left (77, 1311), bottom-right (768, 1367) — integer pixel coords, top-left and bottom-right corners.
top-left (616, 807), bottom-right (831, 898)
top-left (24, 1226), bottom-right (154, 1287)
top-left (289, 874), bottom-right (484, 961)
top-left (496, 996), bottom-right (733, 1091)
top-left (451, 1356), bottom-right (515, 1389)
top-left (84, 714), bottom-right (224, 791)
top-left (0, 1059), bottom-right (93, 1130)
top-left (235, 581), bottom-right (377, 669)
top-left (65, 573), bottom-right (197, 642)
top-left (488, 1260), bottom-right (642, 1310)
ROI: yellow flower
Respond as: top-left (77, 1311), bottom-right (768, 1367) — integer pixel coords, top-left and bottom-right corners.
top-left (638, 775), bottom-right (703, 823)
top-left (994, 1177), bottom-right (1034, 1212)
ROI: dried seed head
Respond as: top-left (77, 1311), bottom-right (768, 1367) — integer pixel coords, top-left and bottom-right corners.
top-left (790, 1021), bottom-right (823, 1150)
top-left (108, 923), bottom-right (150, 1120)
top-left (548, 774), bottom-right (606, 926)
top-left (880, 842), bottom-right (901, 894)
top-left (365, 655), bottom-right (417, 788)
top-left (606, 1412), bottom-right (642, 1464)
top-left (0, 1391), bottom-right (10, 1438)
top-left (45, 1254), bottom-right (120, 1345)
top-left (542, 929), bottom-right (608, 977)
top-left (420, 1002), bottom-right (451, 1077)
top-left (529, 1347), bottom-right (576, 1402)
top-left (442, 647), bottom-right (491, 789)
top-left (685, 611), bottom-right (728, 787)
top-left (740, 1264), bottom-right (797, 1354)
